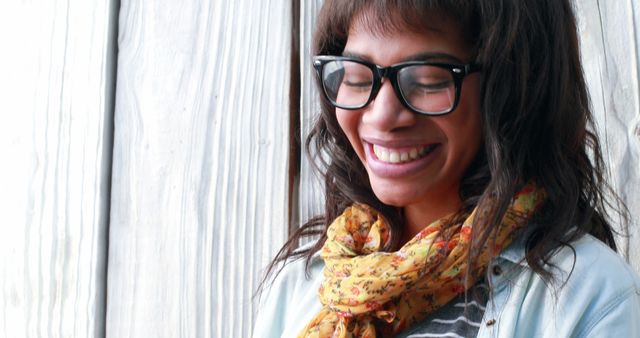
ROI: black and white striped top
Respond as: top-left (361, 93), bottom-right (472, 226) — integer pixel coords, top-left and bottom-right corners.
top-left (396, 282), bottom-right (489, 338)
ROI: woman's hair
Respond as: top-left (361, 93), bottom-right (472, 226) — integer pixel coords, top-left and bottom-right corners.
top-left (263, 0), bottom-right (629, 285)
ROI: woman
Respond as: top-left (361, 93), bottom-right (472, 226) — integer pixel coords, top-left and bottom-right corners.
top-left (254, 0), bottom-right (640, 337)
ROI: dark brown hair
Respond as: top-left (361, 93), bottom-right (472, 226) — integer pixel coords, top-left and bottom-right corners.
top-left (262, 0), bottom-right (628, 287)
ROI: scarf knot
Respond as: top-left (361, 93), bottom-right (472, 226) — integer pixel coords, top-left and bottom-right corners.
top-left (298, 183), bottom-right (546, 338)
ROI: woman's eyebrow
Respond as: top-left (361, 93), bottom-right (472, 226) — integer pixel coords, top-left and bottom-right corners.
top-left (401, 52), bottom-right (464, 63)
top-left (341, 51), bottom-right (370, 61)
top-left (341, 51), bottom-right (464, 64)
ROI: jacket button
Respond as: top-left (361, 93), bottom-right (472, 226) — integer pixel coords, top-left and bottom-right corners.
top-left (486, 319), bottom-right (496, 326)
top-left (492, 265), bottom-right (503, 276)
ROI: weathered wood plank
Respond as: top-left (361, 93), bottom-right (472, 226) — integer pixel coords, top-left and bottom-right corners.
top-left (297, 0), bottom-right (327, 242)
top-left (107, 1), bottom-right (291, 337)
top-left (0, 1), bottom-right (117, 337)
top-left (575, 0), bottom-right (640, 271)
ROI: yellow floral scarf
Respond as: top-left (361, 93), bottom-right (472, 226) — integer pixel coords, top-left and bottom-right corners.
top-left (298, 183), bottom-right (545, 338)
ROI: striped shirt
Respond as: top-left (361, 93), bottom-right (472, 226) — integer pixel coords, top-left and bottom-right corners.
top-left (396, 282), bottom-right (489, 338)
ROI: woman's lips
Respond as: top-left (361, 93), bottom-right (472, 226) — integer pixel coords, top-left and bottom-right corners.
top-left (364, 142), bottom-right (441, 178)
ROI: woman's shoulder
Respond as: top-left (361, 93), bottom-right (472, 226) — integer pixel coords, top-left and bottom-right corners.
top-left (500, 231), bottom-right (640, 289)
top-left (553, 233), bottom-right (640, 290)
top-left (488, 233), bottom-right (640, 338)
top-left (252, 241), bottom-right (325, 337)
top-left (540, 234), bottom-right (640, 336)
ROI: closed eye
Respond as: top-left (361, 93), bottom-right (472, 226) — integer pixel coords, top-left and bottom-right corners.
top-left (343, 80), bottom-right (373, 88)
top-left (412, 79), bottom-right (453, 92)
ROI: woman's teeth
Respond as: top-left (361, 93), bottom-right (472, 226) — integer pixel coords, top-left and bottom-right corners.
top-left (372, 144), bottom-right (436, 164)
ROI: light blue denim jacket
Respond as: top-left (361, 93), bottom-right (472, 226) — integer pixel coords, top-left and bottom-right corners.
top-left (253, 233), bottom-right (640, 337)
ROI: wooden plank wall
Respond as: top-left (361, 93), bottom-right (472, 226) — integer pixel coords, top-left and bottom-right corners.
top-left (575, 0), bottom-right (640, 269)
top-left (0, 0), bottom-right (118, 337)
top-left (297, 0), bottom-right (327, 233)
top-left (106, 1), bottom-right (291, 337)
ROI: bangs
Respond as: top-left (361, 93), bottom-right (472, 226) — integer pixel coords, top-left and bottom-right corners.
top-left (313, 0), bottom-right (477, 55)
top-left (353, 0), bottom-right (474, 37)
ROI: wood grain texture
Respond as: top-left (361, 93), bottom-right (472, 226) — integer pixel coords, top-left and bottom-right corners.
top-left (107, 1), bottom-right (291, 337)
top-left (575, 0), bottom-right (640, 271)
top-left (0, 0), bottom-right (117, 337)
top-left (297, 0), bottom-right (327, 242)
top-left (296, 0), bottom-right (640, 271)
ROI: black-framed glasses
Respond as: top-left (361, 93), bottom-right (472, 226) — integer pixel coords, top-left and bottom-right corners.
top-left (313, 55), bottom-right (481, 116)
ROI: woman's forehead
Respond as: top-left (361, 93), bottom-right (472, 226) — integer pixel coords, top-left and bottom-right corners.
top-left (344, 18), bottom-right (473, 64)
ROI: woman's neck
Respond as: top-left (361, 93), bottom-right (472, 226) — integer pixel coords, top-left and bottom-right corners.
top-left (401, 192), bottom-right (462, 245)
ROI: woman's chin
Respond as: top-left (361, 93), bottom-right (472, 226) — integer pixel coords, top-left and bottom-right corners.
top-left (370, 185), bottom-right (420, 208)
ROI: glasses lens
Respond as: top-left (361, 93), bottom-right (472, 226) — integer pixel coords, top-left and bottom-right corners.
top-left (398, 65), bottom-right (456, 114)
top-left (322, 60), bottom-right (373, 108)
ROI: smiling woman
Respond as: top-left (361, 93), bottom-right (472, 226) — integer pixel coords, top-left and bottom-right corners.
top-left (334, 19), bottom-right (483, 240)
top-left (254, 0), bottom-right (640, 337)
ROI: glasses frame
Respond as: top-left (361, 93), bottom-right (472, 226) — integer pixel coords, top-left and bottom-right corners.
top-left (313, 55), bottom-right (481, 116)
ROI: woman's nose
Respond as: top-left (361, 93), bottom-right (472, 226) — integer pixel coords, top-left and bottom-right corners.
top-left (361, 80), bottom-right (416, 131)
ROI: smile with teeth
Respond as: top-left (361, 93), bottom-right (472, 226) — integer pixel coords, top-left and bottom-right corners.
top-left (372, 144), bottom-right (438, 164)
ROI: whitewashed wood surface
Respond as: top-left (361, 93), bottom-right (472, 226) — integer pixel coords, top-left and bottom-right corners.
top-left (297, 0), bottom-right (327, 244)
top-left (0, 0), bottom-right (117, 337)
top-left (575, 0), bottom-right (640, 269)
top-left (107, 1), bottom-right (291, 337)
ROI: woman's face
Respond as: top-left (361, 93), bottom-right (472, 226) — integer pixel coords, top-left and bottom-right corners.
top-left (337, 16), bottom-right (482, 217)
